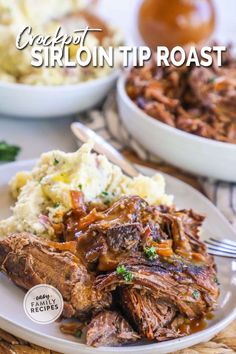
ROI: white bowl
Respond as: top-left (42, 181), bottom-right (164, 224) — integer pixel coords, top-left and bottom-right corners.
top-left (117, 75), bottom-right (236, 182)
top-left (0, 70), bottom-right (118, 119)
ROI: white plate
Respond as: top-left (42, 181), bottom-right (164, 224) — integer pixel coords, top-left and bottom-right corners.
top-left (0, 160), bottom-right (236, 354)
top-left (117, 75), bottom-right (236, 182)
top-left (0, 70), bottom-right (118, 119)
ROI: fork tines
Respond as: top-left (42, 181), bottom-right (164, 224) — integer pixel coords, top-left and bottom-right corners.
top-left (205, 237), bottom-right (236, 258)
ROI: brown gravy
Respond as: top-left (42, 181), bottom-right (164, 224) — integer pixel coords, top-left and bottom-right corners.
top-left (179, 313), bottom-right (214, 335)
top-left (138, 0), bottom-right (215, 50)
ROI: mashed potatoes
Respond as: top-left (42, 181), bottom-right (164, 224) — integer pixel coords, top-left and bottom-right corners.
top-left (0, 143), bottom-right (172, 239)
top-left (0, 0), bottom-right (122, 85)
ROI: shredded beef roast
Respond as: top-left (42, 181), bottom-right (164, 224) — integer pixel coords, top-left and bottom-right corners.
top-left (70, 196), bottom-right (146, 271)
top-left (96, 255), bottom-right (219, 321)
top-left (106, 223), bottom-right (141, 253)
top-left (0, 195), bottom-right (220, 346)
top-left (86, 311), bottom-right (140, 347)
top-left (65, 196), bottom-right (212, 270)
top-left (120, 288), bottom-right (179, 341)
top-left (126, 45), bottom-right (236, 144)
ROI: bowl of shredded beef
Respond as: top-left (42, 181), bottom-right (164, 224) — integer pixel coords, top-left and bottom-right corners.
top-left (117, 46), bottom-right (236, 181)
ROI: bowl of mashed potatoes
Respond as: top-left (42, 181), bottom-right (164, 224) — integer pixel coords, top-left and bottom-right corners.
top-left (0, 0), bottom-right (123, 118)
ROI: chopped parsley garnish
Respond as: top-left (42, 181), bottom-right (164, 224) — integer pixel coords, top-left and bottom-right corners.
top-left (0, 141), bottom-right (21, 162)
top-left (78, 184), bottom-right (83, 190)
top-left (75, 329), bottom-right (82, 338)
top-left (207, 76), bottom-right (216, 84)
top-left (116, 265), bottom-right (126, 274)
top-left (124, 272), bottom-right (133, 282)
top-left (53, 202), bottom-right (60, 208)
top-left (192, 290), bottom-right (200, 300)
top-left (116, 265), bottom-right (133, 282)
top-left (53, 158), bottom-right (59, 166)
top-left (144, 246), bottom-right (157, 261)
top-left (101, 191), bottom-right (111, 206)
top-left (213, 275), bottom-right (220, 286)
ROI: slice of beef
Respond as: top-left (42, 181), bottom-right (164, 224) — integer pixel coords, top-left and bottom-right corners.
top-left (120, 288), bottom-right (180, 341)
top-left (74, 197), bottom-right (145, 270)
top-left (0, 233), bottom-right (111, 318)
top-left (106, 223), bottom-right (141, 253)
top-left (96, 256), bottom-right (219, 320)
top-left (86, 311), bottom-right (140, 347)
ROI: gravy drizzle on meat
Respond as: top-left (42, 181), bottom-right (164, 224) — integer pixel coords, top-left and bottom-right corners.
top-left (0, 194), bottom-right (219, 347)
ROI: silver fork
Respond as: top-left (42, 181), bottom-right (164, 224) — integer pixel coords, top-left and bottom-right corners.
top-left (205, 238), bottom-right (236, 258)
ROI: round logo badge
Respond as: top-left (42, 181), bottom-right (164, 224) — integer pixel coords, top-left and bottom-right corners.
top-left (23, 284), bottom-right (64, 324)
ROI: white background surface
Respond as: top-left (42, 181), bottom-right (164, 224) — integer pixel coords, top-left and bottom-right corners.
top-left (0, 0), bottom-right (235, 160)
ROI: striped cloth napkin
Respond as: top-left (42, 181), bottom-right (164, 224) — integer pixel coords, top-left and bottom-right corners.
top-left (77, 92), bottom-right (236, 231)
